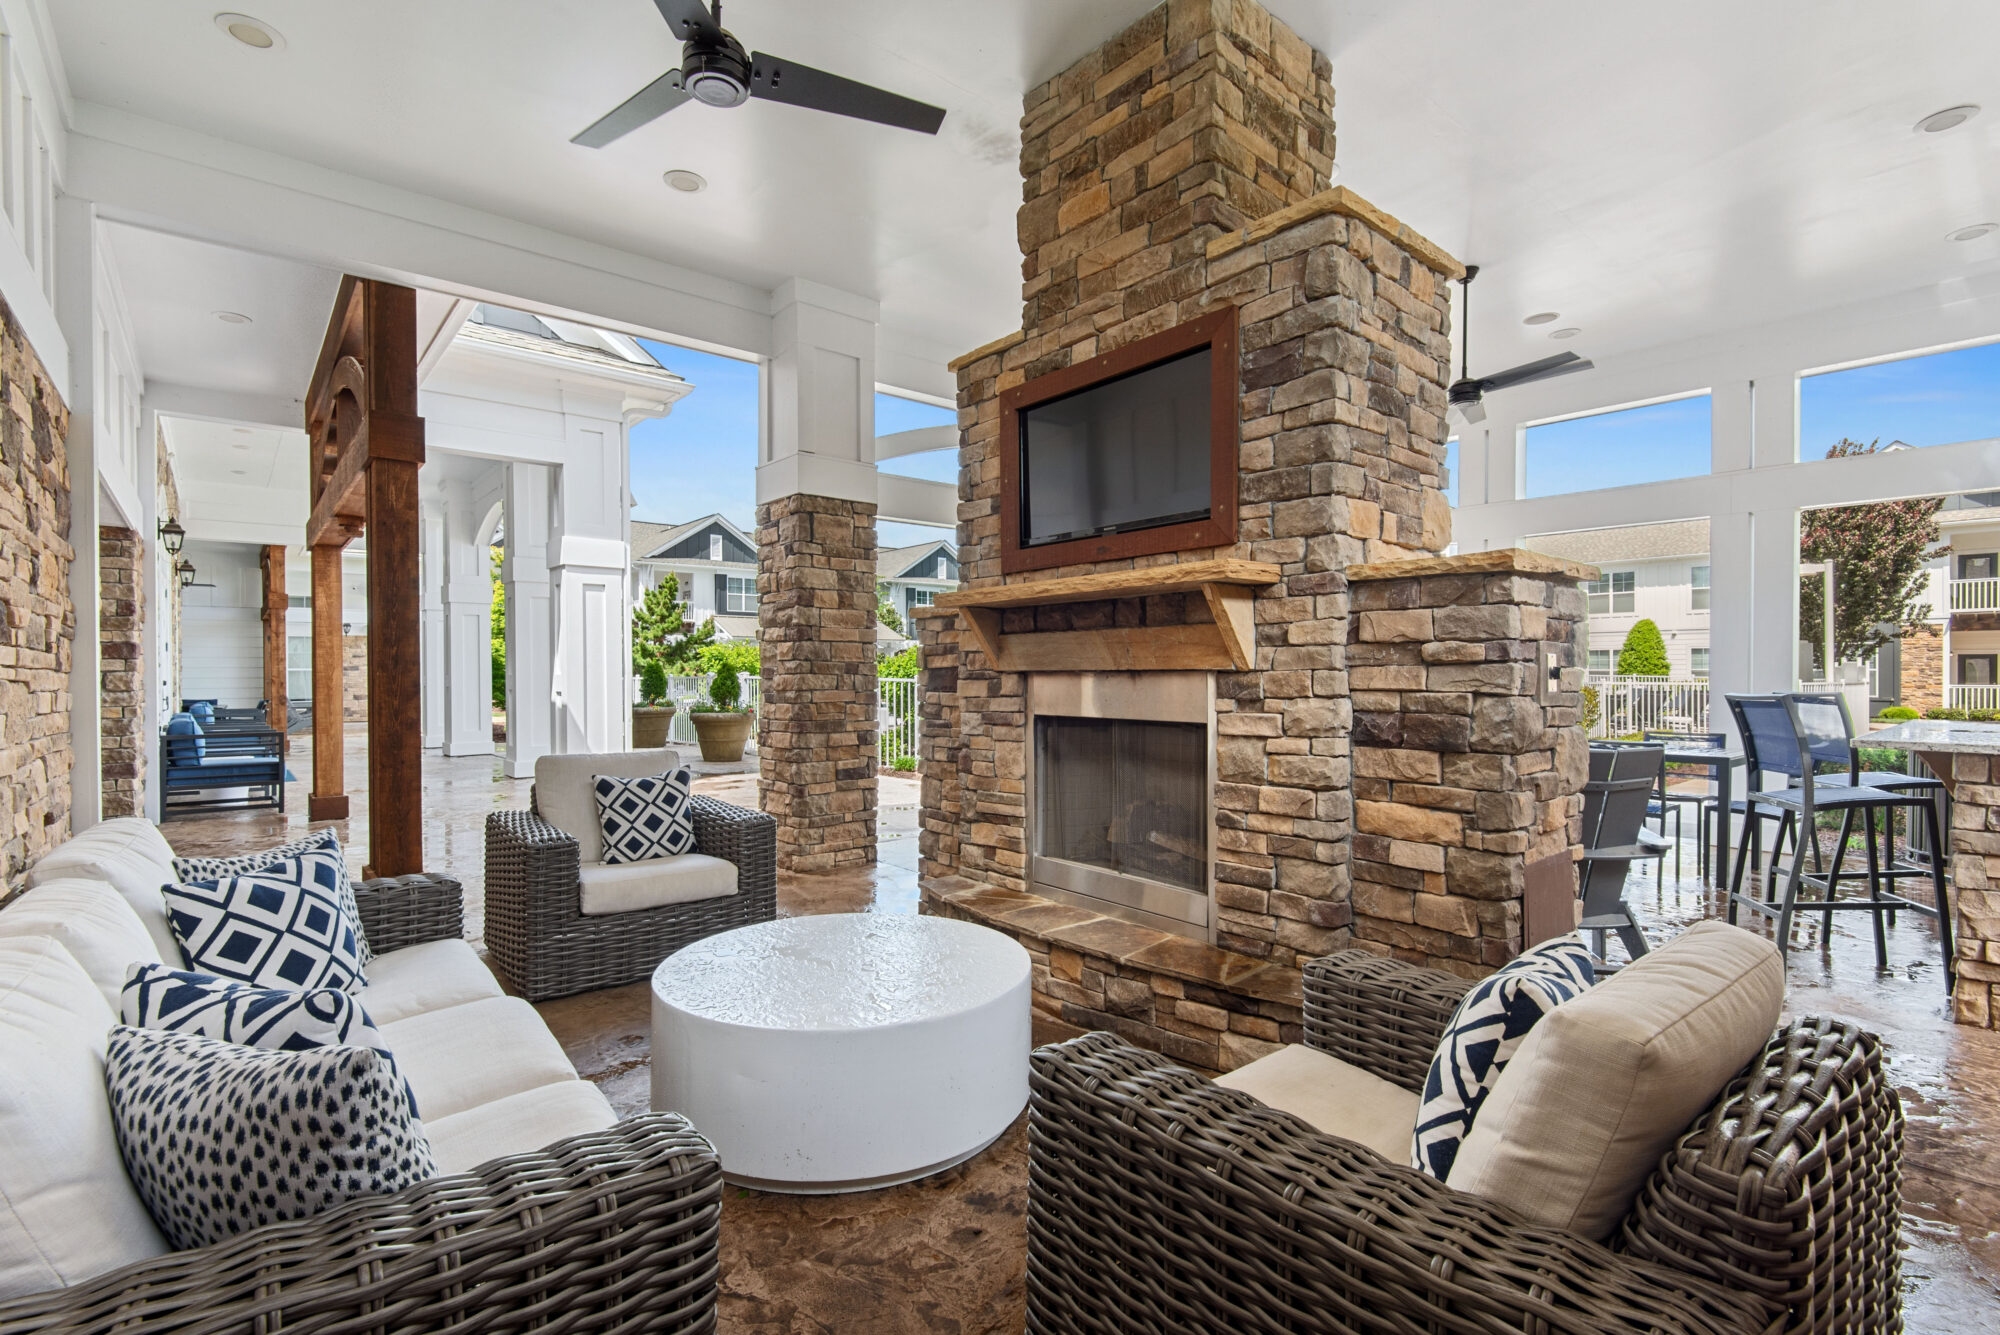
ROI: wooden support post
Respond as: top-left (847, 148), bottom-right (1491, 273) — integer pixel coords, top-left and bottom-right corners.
top-left (307, 543), bottom-right (348, 820)
top-left (365, 458), bottom-right (423, 875)
top-left (260, 545), bottom-right (289, 750)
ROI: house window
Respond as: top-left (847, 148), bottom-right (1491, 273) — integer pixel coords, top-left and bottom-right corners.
top-left (1690, 564), bottom-right (1710, 612)
top-left (1962, 654), bottom-right (1999, 686)
top-left (1587, 649), bottom-right (1612, 673)
top-left (1961, 553), bottom-right (1998, 580)
top-left (936, 555), bottom-right (948, 579)
top-left (709, 533), bottom-right (723, 562)
top-left (1586, 570), bottom-right (1636, 615)
top-left (724, 575), bottom-right (755, 613)
top-left (908, 587), bottom-right (935, 608)
top-left (1690, 647), bottom-right (1710, 678)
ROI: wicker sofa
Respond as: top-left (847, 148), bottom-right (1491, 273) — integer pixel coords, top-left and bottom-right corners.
top-left (0, 818), bottom-right (722, 1334)
top-left (485, 748), bottom-right (777, 1000)
top-left (1028, 950), bottom-right (1901, 1334)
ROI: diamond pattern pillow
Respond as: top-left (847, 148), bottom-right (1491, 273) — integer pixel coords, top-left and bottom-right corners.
top-left (104, 1026), bottom-right (437, 1251)
top-left (120, 962), bottom-right (416, 1115)
top-left (173, 828), bottom-right (371, 965)
top-left (593, 769), bottom-right (697, 864)
top-left (163, 855), bottom-right (366, 992)
top-left (1411, 934), bottom-right (1595, 1180)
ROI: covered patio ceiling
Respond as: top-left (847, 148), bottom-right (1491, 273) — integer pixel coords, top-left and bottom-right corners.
top-left (49, 0), bottom-right (2000, 382)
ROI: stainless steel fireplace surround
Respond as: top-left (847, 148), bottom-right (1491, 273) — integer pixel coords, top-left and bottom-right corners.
top-left (1026, 671), bottom-right (1216, 941)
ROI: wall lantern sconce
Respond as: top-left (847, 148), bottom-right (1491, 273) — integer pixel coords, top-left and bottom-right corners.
top-left (176, 559), bottom-right (196, 589)
top-left (158, 517), bottom-right (186, 555)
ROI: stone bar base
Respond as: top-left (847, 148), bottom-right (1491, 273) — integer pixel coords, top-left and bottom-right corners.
top-left (925, 876), bottom-right (1303, 1074)
top-left (1950, 752), bottom-right (2000, 1027)
top-left (758, 493), bottom-right (879, 873)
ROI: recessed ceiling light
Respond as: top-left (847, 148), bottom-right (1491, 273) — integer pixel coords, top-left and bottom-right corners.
top-left (1549, 327), bottom-right (1582, 340)
top-left (230, 468), bottom-right (247, 476)
top-left (662, 169), bottom-right (707, 193)
top-left (213, 310), bottom-right (252, 324)
top-left (1523, 312), bottom-right (1559, 325)
top-left (1915, 104), bottom-right (1979, 135)
top-left (213, 12), bottom-right (283, 50)
top-left (1948, 222), bottom-right (1997, 242)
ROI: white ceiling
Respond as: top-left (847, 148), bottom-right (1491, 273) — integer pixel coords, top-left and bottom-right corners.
top-left (50, 1), bottom-right (2000, 385)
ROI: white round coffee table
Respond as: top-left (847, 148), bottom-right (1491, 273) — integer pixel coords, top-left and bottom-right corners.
top-left (649, 913), bottom-right (1031, 1193)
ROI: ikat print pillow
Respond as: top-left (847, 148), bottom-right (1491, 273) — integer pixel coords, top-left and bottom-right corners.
top-left (120, 962), bottom-right (417, 1116)
top-left (593, 769), bottom-right (697, 864)
top-left (1411, 933), bottom-right (1595, 1180)
top-left (103, 1026), bottom-right (437, 1251)
top-left (173, 827), bottom-right (371, 965)
top-left (163, 856), bottom-right (366, 992)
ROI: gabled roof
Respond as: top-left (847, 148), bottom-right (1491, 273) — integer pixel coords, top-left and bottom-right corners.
top-left (879, 538), bottom-right (957, 580)
top-left (1527, 519), bottom-right (1710, 564)
top-left (631, 513), bottom-right (756, 561)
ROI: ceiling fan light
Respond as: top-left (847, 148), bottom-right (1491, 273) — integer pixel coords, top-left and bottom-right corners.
top-left (1456, 398), bottom-right (1487, 425)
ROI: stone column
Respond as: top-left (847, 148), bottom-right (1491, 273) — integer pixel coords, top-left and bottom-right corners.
top-left (1949, 754), bottom-right (2000, 1028)
top-left (914, 608), bottom-right (962, 878)
top-left (757, 494), bottom-right (879, 871)
top-left (1347, 550), bottom-right (1591, 976)
top-left (502, 462), bottom-right (554, 777)
top-left (99, 526), bottom-right (145, 818)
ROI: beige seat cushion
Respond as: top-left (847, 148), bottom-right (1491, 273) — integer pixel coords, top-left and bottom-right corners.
top-left (357, 938), bottom-right (505, 1025)
top-left (422, 1080), bottom-right (620, 1176)
top-left (1214, 1043), bottom-right (1421, 1163)
top-left (25, 821), bottom-right (181, 963)
top-left (0, 936), bottom-right (169, 1298)
top-left (533, 749), bottom-right (683, 865)
top-left (380, 997), bottom-right (581, 1121)
top-left (1447, 920), bottom-right (1783, 1241)
top-left (578, 854), bottom-right (737, 916)
top-left (0, 878), bottom-right (164, 1010)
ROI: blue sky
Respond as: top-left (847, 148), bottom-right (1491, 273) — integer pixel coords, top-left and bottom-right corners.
top-left (629, 338), bottom-right (957, 550)
top-left (1522, 395), bottom-right (1713, 499)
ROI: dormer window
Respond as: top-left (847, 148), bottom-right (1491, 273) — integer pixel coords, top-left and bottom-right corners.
top-left (710, 533), bottom-right (723, 561)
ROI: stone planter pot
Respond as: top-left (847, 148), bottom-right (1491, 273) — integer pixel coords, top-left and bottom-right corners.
top-left (632, 704), bottom-right (676, 750)
top-left (690, 710), bottom-right (754, 763)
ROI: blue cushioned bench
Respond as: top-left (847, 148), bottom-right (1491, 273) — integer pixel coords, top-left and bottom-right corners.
top-left (161, 714), bottom-right (286, 817)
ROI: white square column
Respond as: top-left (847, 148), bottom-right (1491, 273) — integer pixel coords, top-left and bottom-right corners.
top-left (503, 462), bottom-right (554, 777)
top-left (549, 409), bottom-right (632, 755)
top-left (420, 504), bottom-right (445, 749)
top-left (440, 480), bottom-right (494, 756)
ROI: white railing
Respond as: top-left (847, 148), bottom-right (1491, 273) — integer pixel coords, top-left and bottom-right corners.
top-left (1584, 675), bottom-right (1711, 738)
top-left (1949, 683), bottom-right (2000, 712)
top-left (879, 677), bottom-right (920, 766)
top-left (1951, 577), bottom-right (2000, 612)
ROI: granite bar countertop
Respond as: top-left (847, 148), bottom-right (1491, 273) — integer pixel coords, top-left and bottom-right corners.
top-left (1865, 719), bottom-right (2000, 754)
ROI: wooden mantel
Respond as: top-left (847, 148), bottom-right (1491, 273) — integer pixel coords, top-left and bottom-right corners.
top-left (932, 559), bottom-right (1280, 672)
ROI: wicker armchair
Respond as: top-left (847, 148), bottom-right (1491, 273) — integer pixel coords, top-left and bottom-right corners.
top-left (485, 794), bottom-right (777, 1000)
top-left (1028, 950), bottom-right (1902, 1334)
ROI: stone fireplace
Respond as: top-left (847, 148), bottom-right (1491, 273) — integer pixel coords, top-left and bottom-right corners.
top-left (915, 0), bottom-right (1590, 1071)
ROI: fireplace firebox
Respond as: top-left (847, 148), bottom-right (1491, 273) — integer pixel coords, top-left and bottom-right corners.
top-left (1026, 672), bottom-right (1215, 939)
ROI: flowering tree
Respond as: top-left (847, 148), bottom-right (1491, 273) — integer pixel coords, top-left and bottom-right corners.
top-left (1799, 440), bottom-right (1943, 668)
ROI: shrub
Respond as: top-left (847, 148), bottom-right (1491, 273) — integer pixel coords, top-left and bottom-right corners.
top-left (1614, 619), bottom-right (1671, 677)
top-left (1876, 705), bottom-right (1919, 721)
top-left (1579, 685), bottom-right (1601, 735)
top-left (892, 755), bottom-right (917, 772)
top-left (696, 640), bottom-right (760, 677)
top-left (704, 660), bottom-right (743, 711)
top-left (1924, 706), bottom-right (1968, 721)
top-left (638, 662), bottom-right (669, 705)
top-left (878, 644), bottom-right (921, 679)
top-left (1972, 708), bottom-right (2000, 723)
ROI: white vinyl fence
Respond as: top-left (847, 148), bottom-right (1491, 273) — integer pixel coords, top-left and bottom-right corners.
top-left (641, 673), bottom-right (764, 751)
top-left (1585, 675), bottom-right (1712, 739)
top-left (879, 677), bottom-right (920, 766)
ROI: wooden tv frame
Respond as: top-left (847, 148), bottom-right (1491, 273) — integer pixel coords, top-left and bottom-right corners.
top-left (998, 307), bottom-right (1238, 575)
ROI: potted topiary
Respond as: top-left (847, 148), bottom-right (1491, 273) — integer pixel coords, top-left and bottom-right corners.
top-left (689, 660), bottom-right (754, 762)
top-left (632, 661), bottom-right (677, 749)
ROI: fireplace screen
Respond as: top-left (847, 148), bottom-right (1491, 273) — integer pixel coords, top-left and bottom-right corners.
top-left (1034, 716), bottom-right (1206, 891)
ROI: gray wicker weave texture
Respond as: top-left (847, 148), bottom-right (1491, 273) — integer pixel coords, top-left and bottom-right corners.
top-left (352, 872), bottom-right (463, 955)
top-left (1026, 1032), bottom-right (1772, 1334)
top-left (483, 795), bottom-right (778, 1001)
top-left (0, 1113), bottom-right (723, 1335)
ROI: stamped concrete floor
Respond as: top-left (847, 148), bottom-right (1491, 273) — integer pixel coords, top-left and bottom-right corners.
top-left (163, 729), bottom-right (2000, 1330)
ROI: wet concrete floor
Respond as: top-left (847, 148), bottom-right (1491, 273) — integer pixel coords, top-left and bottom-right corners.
top-left (162, 728), bottom-right (2000, 1331)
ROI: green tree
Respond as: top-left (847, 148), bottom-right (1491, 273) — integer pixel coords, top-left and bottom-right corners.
top-left (490, 548), bottom-right (506, 710)
top-left (1615, 619), bottom-right (1670, 677)
top-left (878, 644), bottom-right (920, 679)
top-left (632, 574), bottom-right (717, 674)
top-left (876, 580), bottom-right (903, 635)
top-left (1799, 439), bottom-right (1943, 669)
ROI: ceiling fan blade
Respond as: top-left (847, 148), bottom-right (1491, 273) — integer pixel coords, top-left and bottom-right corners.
top-left (1475, 351), bottom-right (1592, 394)
top-left (572, 70), bottom-right (691, 147)
top-left (749, 51), bottom-right (945, 134)
top-left (652, 0), bottom-right (721, 42)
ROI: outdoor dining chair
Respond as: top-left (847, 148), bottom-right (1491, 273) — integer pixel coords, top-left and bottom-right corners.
top-left (1576, 769), bottom-right (1658, 963)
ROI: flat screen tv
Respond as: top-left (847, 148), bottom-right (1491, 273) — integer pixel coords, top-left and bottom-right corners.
top-left (999, 308), bottom-right (1238, 573)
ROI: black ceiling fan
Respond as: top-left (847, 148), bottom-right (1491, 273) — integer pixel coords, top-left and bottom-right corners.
top-left (573, 0), bottom-right (946, 147)
top-left (1447, 265), bottom-right (1593, 424)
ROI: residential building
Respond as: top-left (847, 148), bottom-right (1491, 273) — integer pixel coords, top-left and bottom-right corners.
top-left (879, 539), bottom-right (962, 644)
top-left (1527, 520), bottom-right (1713, 679)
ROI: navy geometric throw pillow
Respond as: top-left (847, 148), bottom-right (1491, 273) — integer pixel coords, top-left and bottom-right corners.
top-left (1411, 933), bottom-right (1595, 1180)
top-left (172, 828), bottom-right (371, 965)
top-left (162, 852), bottom-right (366, 992)
top-left (120, 961), bottom-right (417, 1116)
top-left (593, 769), bottom-right (696, 864)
